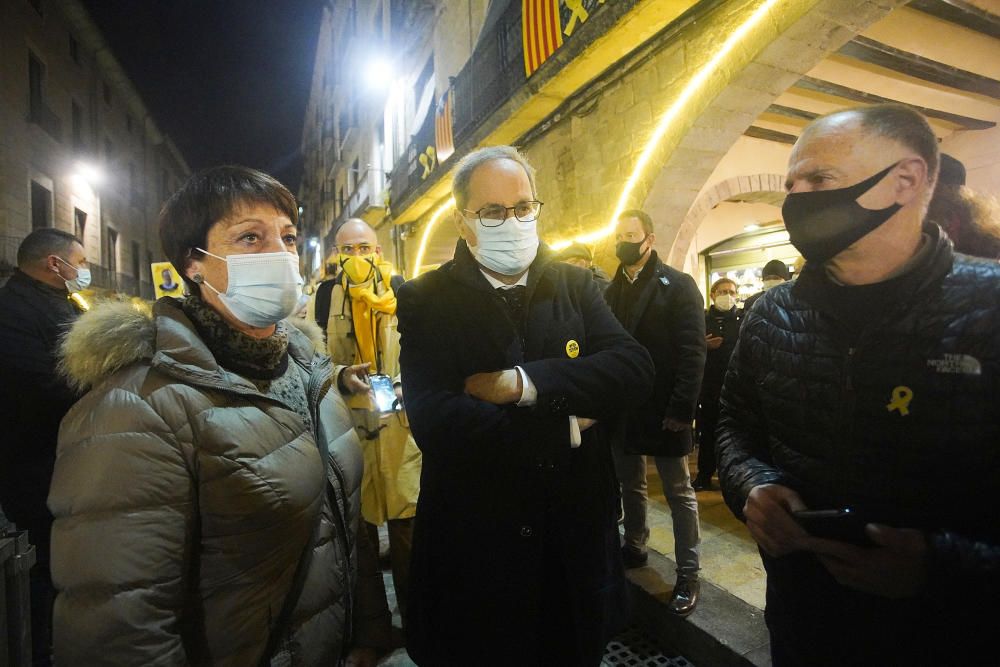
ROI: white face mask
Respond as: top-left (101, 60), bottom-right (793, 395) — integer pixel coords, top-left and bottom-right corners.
top-left (55, 256), bottom-right (91, 292)
top-left (465, 216), bottom-right (539, 276)
top-left (762, 278), bottom-right (784, 291)
top-left (714, 294), bottom-right (735, 311)
top-left (196, 248), bottom-right (306, 328)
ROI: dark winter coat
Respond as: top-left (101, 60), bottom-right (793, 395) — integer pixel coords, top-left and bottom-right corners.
top-left (701, 305), bottom-right (742, 399)
top-left (49, 298), bottom-right (389, 666)
top-left (605, 252), bottom-right (707, 456)
top-left (397, 241), bottom-right (654, 665)
top-left (717, 224), bottom-right (1000, 663)
top-left (0, 270), bottom-right (81, 564)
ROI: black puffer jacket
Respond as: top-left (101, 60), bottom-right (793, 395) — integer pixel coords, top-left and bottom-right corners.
top-left (717, 225), bottom-right (1000, 658)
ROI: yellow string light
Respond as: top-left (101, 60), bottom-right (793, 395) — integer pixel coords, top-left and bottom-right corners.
top-left (413, 197), bottom-right (456, 276)
top-left (549, 0), bottom-right (785, 249)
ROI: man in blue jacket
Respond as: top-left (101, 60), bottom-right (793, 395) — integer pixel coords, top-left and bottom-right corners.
top-left (397, 146), bottom-right (654, 665)
top-left (718, 103), bottom-right (1000, 665)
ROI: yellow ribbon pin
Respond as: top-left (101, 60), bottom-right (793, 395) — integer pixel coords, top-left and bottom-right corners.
top-left (565, 340), bottom-right (580, 358)
top-left (886, 386), bottom-right (913, 416)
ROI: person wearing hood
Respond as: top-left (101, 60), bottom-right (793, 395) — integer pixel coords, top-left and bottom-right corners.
top-left (47, 166), bottom-right (390, 666)
top-left (0, 228), bottom-right (89, 666)
top-left (396, 145), bottom-right (654, 665)
top-left (325, 217), bottom-right (420, 635)
top-left (717, 104), bottom-right (1000, 665)
top-left (742, 258), bottom-right (791, 314)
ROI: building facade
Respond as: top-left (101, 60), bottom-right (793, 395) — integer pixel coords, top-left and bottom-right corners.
top-left (301, 0), bottom-right (1000, 300)
top-left (0, 0), bottom-right (190, 297)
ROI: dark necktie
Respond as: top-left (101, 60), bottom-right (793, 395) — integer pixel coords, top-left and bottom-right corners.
top-left (496, 285), bottom-right (527, 324)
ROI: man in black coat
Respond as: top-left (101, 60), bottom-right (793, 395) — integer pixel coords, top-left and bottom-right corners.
top-left (0, 228), bottom-right (87, 667)
top-left (397, 146), bottom-right (654, 665)
top-left (693, 277), bottom-right (742, 491)
top-left (604, 209), bottom-right (706, 616)
top-left (717, 104), bottom-right (1000, 665)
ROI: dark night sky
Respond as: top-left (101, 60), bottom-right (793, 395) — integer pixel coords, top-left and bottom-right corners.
top-left (81, 0), bottom-right (324, 191)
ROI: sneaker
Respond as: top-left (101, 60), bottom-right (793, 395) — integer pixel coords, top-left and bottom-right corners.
top-left (621, 545), bottom-right (648, 569)
top-left (668, 577), bottom-right (699, 616)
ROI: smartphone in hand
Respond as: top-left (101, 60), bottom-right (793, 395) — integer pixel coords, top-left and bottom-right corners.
top-left (793, 508), bottom-right (873, 546)
top-left (369, 374), bottom-right (398, 413)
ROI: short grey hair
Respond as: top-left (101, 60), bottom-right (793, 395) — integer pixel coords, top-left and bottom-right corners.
top-left (452, 145), bottom-right (537, 210)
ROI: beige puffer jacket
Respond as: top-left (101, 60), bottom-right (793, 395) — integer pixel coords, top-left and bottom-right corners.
top-left (48, 297), bottom-right (388, 666)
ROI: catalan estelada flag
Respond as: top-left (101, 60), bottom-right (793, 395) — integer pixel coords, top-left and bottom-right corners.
top-left (522, 0), bottom-right (563, 77)
top-left (435, 88), bottom-right (455, 162)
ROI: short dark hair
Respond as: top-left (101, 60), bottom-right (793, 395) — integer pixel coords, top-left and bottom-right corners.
top-left (159, 165), bottom-right (298, 293)
top-left (619, 209), bottom-right (654, 235)
top-left (17, 228), bottom-right (81, 266)
top-left (821, 104), bottom-right (939, 186)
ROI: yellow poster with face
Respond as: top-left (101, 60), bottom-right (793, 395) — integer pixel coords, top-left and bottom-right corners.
top-left (151, 262), bottom-right (184, 300)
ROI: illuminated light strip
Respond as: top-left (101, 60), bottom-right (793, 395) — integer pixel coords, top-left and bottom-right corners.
top-left (413, 197), bottom-right (456, 276)
top-left (549, 0), bottom-right (787, 250)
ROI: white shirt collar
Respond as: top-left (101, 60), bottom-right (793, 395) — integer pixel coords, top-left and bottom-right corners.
top-left (481, 269), bottom-right (529, 289)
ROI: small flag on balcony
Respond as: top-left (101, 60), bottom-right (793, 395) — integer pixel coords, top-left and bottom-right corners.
top-left (522, 0), bottom-right (564, 78)
top-left (435, 88), bottom-right (455, 162)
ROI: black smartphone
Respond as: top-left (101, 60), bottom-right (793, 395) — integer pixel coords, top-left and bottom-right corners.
top-left (369, 374), bottom-right (397, 413)
top-left (793, 508), bottom-right (872, 546)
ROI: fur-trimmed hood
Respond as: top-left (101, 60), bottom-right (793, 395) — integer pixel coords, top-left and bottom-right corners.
top-left (59, 297), bottom-right (326, 393)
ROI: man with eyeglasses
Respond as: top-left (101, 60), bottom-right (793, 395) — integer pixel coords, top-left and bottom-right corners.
top-left (604, 209), bottom-right (706, 616)
top-left (319, 218), bottom-right (418, 637)
top-left (396, 145), bottom-right (654, 665)
top-left (0, 228), bottom-right (89, 666)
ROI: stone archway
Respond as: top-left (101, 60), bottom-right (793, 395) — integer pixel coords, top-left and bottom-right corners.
top-left (668, 173), bottom-right (787, 268)
top-left (613, 0), bottom-right (910, 268)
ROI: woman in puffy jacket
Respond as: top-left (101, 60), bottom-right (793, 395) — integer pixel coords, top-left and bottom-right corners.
top-left (48, 166), bottom-right (389, 666)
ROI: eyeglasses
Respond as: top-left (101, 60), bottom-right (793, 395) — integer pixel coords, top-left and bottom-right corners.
top-left (338, 243), bottom-right (375, 256)
top-left (462, 201), bottom-right (544, 227)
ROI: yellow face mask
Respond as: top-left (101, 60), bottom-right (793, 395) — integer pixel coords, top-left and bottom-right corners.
top-left (340, 253), bottom-right (377, 285)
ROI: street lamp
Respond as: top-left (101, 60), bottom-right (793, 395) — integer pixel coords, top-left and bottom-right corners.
top-left (364, 57), bottom-right (393, 92)
top-left (75, 161), bottom-right (104, 186)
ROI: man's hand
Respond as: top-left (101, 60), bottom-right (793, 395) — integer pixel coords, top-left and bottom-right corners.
top-left (743, 484), bottom-right (810, 557)
top-left (344, 647), bottom-right (377, 667)
top-left (706, 334), bottom-right (724, 350)
top-left (662, 417), bottom-right (690, 432)
top-left (804, 525), bottom-right (928, 598)
top-left (578, 417), bottom-right (598, 432)
top-left (394, 383), bottom-right (403, 408)
top-left (339, 363), bottom-right (372, 395)
top-left (464, 369), bottom-right (523, 405)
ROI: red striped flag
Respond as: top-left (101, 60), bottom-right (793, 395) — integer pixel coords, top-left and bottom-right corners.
top-left (522, 0), bottom-right (563, 78)
top-left (435, 88), bottom-right (455, 162)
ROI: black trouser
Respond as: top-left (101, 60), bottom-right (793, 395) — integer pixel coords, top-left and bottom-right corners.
top-left (366, 517), bottom-right (414, 630)
top-left (695, 397), bottom-right (720, 481)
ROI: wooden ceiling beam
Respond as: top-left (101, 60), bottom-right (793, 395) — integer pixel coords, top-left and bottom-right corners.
top-left (744, 126), bottom-right (798, 145)
top-left (766, 104), bottom-right (819, 122)
top-left (908, 0), bottom-right (1000, 40)
top-left (838, 36), bottom-right (1000, 100)
top-left (794, 76), bottom-right (996, 130)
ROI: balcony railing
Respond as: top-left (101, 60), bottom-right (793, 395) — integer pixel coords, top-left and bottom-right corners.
top-left (389, 0), bottom-right (526, 209)
top-left (325, 168), bottom-right (389, 245)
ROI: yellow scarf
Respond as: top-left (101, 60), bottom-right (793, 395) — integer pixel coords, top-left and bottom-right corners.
top-left (343, 263), bottom-right (396, 371)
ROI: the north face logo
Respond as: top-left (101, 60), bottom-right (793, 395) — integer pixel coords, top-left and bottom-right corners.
top-left (927, 354), bottom-right (981, 376)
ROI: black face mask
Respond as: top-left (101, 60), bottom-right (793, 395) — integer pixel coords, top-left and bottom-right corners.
top-left (782, 161), bottom-right (902, 264)
top-left (616, 235), bottom-right (649, 266)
